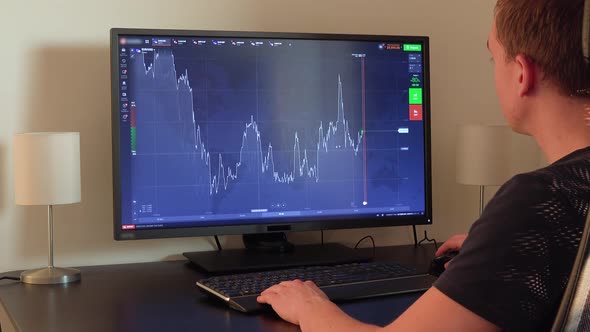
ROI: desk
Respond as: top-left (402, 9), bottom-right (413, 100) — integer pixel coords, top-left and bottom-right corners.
top-left (0, 244), bottom-right (435, 332)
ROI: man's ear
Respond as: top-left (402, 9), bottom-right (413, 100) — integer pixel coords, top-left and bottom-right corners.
top-left (514, 54), bottom-right (536, 97)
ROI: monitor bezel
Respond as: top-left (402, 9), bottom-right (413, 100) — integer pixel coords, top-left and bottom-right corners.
top-left (110, 28), bottom-right (432, 241)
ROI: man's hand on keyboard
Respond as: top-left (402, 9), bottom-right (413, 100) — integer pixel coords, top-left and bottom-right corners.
top-left (257, 279), bottom-right (334, 326)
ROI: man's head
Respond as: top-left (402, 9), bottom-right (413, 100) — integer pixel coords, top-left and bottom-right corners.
top-left (489, 0), bottom-right (590, 133)
top-left (494, 0), bottom-right (590, 96)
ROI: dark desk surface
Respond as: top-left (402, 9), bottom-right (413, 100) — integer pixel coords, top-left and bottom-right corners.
top-left (0, 244), bottom-right (436, 332)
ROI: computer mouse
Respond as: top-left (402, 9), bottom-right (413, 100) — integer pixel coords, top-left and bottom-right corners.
top-left (428, 250), bottom-right (459, 277)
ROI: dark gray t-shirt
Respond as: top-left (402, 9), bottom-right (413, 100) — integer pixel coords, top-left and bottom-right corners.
top-left (434, 147), bottom-right (590, 331)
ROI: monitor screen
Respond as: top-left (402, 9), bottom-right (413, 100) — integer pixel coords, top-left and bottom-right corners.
top-left (111, 29), bottom-right (432, 240)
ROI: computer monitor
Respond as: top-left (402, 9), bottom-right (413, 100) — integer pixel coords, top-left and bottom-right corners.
top-left (110, 28), bottom-right (432, 271)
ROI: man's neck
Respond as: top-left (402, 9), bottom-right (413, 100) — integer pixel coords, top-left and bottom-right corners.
top-left (529, 95), bottom-right (590, 163)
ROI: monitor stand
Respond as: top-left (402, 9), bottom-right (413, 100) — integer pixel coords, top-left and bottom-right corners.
top-left (183, 233), bottom-right (372, 274)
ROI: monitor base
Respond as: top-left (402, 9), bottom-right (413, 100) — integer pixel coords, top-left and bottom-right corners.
top-left (184, 242), bottom-right (371, 274)
top-left (242, 232), bottom-right (294, 252)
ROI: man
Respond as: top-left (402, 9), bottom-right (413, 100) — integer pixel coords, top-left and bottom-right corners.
top-left (257, 0), bottom-right (590, 331)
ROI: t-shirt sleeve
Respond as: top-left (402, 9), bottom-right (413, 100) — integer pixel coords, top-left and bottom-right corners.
top-left (434, 173), bottom-right (580, 332)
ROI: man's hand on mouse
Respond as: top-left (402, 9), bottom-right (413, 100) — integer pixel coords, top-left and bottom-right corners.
top-left (436, 233), bottom-right (468, 268)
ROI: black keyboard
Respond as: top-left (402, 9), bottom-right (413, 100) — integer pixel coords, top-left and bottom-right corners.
top-left (197, 261), bottom-right (436, 312)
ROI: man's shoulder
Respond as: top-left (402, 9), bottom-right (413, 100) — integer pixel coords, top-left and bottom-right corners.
top-left (490, 172), bottom-right (553, 209)
top-left (496, 148), bottom-right (590, 204)
top-left (433, 147), bottom-right (590, 332)
top-left (538, 147), bottom-right (590, 174)
top-left (473, 154), bottom-right (588, 240)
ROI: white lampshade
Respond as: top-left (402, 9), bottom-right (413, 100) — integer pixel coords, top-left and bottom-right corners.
top-left (14, 132), bottom-right (81, 205)
top-left (455, 124), bottom-right (511, 186)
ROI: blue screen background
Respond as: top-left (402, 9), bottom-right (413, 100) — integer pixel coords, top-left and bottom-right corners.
top-left (116, 35), bottom-right (427, 229)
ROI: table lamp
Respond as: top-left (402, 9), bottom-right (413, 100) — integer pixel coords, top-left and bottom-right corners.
top-left (455, 124), bottom-right (511, 216)
top-left (13, 132), bottom-right (82, 284)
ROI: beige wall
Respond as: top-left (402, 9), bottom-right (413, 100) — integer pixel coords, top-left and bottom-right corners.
top-left (0, 0), bottom-right (542, 272)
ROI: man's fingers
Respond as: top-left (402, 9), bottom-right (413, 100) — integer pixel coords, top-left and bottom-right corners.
top-left (257, 292), bottom-right (274, 303)
top-left (435, 244), bottom-right (449, 256)
top-left (435, 234), bottom-right (467, 256)
top-left (436, 242), bottom-right (455, 256)
top-left (261, 283), bottom-right (285, 295)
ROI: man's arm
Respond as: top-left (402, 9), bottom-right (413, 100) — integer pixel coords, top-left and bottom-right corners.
top-left (384, 287), bottom-right (500, 332)
top-left (258, 281), bottom-right (500, 332)
top-left (257, 280), bottom-right (379, 332)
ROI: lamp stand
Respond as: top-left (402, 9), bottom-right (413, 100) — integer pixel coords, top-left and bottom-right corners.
top-left (479, 185), bottom-right (485, 217)
top-left (20, 205), bottom-right (81, 284)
